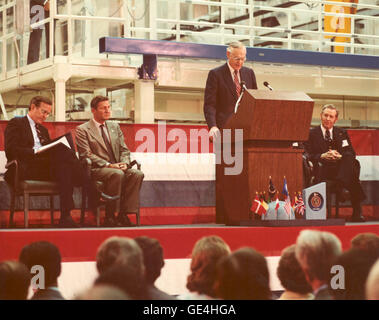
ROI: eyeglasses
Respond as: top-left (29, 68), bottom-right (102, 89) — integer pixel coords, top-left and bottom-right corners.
top-left (230, 56), bottom-right (246, 62)
top-left (38, 108), bottom-right (51, 117)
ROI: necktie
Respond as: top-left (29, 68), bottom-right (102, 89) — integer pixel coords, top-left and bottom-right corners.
top-left (234, 70), bottom-right (241, 98)
top-left (100, 124), bottom-right (117, 164)
top-left (35, 123), bottom-right (49, 146)
top-left (325, 129), bottom-right (333, 148)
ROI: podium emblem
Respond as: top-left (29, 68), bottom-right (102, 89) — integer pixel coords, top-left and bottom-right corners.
top-left (308, 192), bottom-right (324, 211)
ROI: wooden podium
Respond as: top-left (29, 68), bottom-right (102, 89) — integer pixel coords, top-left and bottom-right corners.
top-left (218, 90), bottom-right (314, 226)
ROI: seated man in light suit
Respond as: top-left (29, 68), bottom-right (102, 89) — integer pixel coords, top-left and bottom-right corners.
top-left (75, 96), bottom-right (144, 227)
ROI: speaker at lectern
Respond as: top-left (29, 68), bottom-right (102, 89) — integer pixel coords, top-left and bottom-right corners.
top-left (303, 182), bottom-right (327, 220)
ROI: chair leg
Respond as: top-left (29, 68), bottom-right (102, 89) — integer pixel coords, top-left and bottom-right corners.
top-left (96, 207), bottom-right (101, 227)
top-left (80, 188), bottom-right (87, 226)
top-left (326, 193), bottom-right (332, 219)
top-left (9, 191), bottom-right (16, 228)
top-left (335, 195), bottom-right (340, 219)
top-left (24, 193), bottom-right (30, 228)
top-left (136, 209), bottom-right (140, 226)
top-left (50, 195), bottom-right (55, 226)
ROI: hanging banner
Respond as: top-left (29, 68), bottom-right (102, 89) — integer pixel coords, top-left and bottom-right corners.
top-left (324, 0), bottom-right (359, 53)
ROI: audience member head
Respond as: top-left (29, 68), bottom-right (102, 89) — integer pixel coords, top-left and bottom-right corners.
top-left (330, 248), bottom-right (377, 300)
top-left (0, 261), bottom-right (30, 300)
top-left (96, 236), bottom-right (144, 278)
top-left (134, 236), bottom-right (164, 285)
top-left (366, 259), bottom-right (379, 300)
top-left (295, 230), bottom-right (342, 291)
top-left (351, 233), bottom-right (379, 258)
top-left (19, 241), bottom-right (61, 288)
top-left (28, 96), bottom-right (53, 124)
top-left (214, 247), bottom-right (271, 300)
top-left (186, 235), bottom-right (230, 297)
top-left (277, 244), bottom-right (313, 296)
top-left (95, 264), bottom-right (146, 300)
top-left (77, 284), bottom-right (130, 300)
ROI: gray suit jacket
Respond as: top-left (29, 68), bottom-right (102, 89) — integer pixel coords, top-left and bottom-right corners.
top-left (75, 119), bottom-right (130, 167)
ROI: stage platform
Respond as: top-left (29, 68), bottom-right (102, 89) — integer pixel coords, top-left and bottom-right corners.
top-left (1, 221), bottom-right (378, 262)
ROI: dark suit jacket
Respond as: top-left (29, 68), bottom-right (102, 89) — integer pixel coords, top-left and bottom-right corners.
top-left (31, 288), bottom-right (65, 300)
top-left (4, 116), bottom-right (51, 183)
top-left (203, 63), bottom-right (257, 129)
top-left (304, 125), bottom-right (356, 166)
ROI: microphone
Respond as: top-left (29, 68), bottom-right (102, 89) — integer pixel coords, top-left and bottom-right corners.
top-left (234, 81), bottom-right (247, 114)
top-left (240, 80), bottom-right (247, 93)
top-left (263, 81), bottom-right (274, 91)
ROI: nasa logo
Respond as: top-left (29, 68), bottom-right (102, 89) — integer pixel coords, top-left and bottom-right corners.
top-left (308, 192), bottom-right (324, 211)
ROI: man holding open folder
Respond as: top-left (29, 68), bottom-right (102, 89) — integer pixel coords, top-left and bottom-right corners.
top-left (4, 96), bottom-right (108, 228)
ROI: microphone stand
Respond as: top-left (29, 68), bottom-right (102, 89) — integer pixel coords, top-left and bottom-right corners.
top-left (234, 84), bottom-right (247, 114)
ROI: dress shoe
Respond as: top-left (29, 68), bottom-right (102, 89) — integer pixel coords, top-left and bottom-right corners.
top-left (350, 214), bottom-right (366, 222)
top-left (117, 212), bottom-right (135, 227)
top-left (58, 216), bottom-right (79, 228)
top-left (103, 216), bottom-right (118, 228)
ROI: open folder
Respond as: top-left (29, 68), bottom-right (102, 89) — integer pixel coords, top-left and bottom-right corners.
top-left (36, 132), bottom-right (74, 154)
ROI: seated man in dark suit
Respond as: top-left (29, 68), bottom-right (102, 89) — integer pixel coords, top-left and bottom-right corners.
top-left (304, 104), bottom-right (366, 222)
top-left (19, 241), bottom-right (65, 300)
top-left (4, 96), bottom-right (108, 227)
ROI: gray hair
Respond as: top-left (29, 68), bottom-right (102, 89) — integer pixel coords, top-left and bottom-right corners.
top-left (321, 104), bottom-right (339, 118)
top-left (295, 230), bottom-right (342, 282)
top-left (96, 236), bottom-right (144, 275)
top-left (227, 41), bottom-right (246, 53)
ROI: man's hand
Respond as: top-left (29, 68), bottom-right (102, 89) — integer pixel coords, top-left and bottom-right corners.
top-left (321, 150), bottom-right (342, 162)
top-left (208, 126), bottom-right (220, 142)
top-left (107, 163), bottom-right (128, 171)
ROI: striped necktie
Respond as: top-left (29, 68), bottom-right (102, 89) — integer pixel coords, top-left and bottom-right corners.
top-left (35, 123), bottom-right (49, 146)
top-left (234, 70), bottom-right (241, 98)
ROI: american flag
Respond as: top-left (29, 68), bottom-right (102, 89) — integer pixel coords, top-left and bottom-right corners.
top-left (282, 177), bottom-right (292, 217)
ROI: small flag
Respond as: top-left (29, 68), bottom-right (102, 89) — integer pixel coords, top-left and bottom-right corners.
top-left (275, 192), bottom-right (280, 211)
top-left (291, 192), bottom-right (298, 209)
top-left (295, 192), bottom-right (305, 216)
top-left (260, 195), bottom-right (269, 216)
top-left (250, 193), bottom-right (262, 215)
top-left (282, 177), bottom-right (292, 216)
top-left (268, 176), bottom-right (276, 201)
top-left (282, 177), bottom-right (289, 197)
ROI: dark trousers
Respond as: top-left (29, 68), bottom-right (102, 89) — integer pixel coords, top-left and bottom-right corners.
top-left (21, 144), bottom-right (97, 219)
top-left (317, 154), bottom-right (365, 214)
top-left (27, 20), bottom-right (50, 64)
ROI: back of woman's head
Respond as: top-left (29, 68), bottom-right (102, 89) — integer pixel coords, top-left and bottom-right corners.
top-left (187, 236), bottom-right (230, 297)
top-left (214, 247), bottom-right (271, 300)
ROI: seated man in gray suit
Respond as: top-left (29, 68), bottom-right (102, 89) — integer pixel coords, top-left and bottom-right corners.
top-left (75, 96), bottom-right (144, 227)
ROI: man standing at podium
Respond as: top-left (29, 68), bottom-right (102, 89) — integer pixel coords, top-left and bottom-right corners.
top-left (203, 41), bottom-right (257, 223)
top-left (304, 104), bottom-right (366, 222)
top-left (204, 41), bottom-right (257, 141)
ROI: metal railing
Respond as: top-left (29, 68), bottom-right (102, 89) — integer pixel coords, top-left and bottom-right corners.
top-left (0, 0), bottom-right (378, 77)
